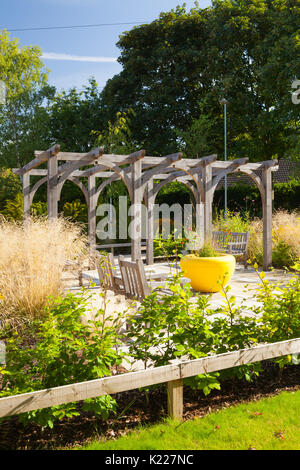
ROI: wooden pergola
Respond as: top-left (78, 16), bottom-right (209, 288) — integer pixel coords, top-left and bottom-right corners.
top-left (13, 144), bottom-right (278, 270)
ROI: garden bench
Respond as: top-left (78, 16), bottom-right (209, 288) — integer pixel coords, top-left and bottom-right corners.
top-left (212, 231), bottom-right (250, 268)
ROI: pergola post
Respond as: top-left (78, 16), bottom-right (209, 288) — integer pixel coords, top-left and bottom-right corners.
top-left (47, 153), bottom-right (58, 220)
top-left (88, 175), bottom-right (97, 255)
top-left (22, 173), bottom-right (31, 221)
top-left (262, 167), bottom-right (273, 270)
top-left (131, 159), bottom-right (142, 261)
top-left (202, 163), bottom-right (213, 242)
top-left (195, 173), bottom-right (204, 245)
top-left (146, 178), bottom-right (154, 265)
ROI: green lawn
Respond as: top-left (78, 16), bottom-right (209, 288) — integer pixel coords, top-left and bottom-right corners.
top-left (79, 390), bottom-right (300, 450)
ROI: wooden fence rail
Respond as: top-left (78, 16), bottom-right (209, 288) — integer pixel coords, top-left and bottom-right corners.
top-left (0, 338), bottom-right (299, 420)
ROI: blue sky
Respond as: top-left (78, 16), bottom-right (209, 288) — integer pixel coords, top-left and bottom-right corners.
top-left (1, 0), bottom-right (211, 92)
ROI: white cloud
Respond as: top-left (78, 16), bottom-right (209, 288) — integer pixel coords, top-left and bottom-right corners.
top-left (42, 52), bottom-right (118, 63)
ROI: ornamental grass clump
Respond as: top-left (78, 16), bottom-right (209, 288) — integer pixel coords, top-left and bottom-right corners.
top-left (0, 217), bottom-right (88, 324)
top-left (248, 210), bottom-right (300, 268)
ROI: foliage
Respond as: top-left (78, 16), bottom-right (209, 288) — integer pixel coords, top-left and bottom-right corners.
top-left (91, 109), bottom-right (136, 154)
top-left (176, 109), bottom-right (216, 158)
top-left (195, 242), bottom-right (220, 258)
top-left (213, 180), bottom-right (300, 217)
top-left (0, 168), bottom-right (22, 210)
top-left (0, 290), bottom-right (123, 428)
top-left (62, 199), bottom-right (87, 224)
top-left (126, 274), bottom-right (261, 395)
top-left (0, 29), bottom-right (47, 101)
top-left (153, 234), bottom-right (186, 258)
top-left (47, 78), bottom-right (104, 153)
top-left (101, 1), bottom-right (300, 159)
top-left (251, 263), bottom-right (300, 345)
top-left (30, 201), bottom-right (47, 218)
top-left (1, 193), bottom-right (23, 220)
top-left (213, 209), bottom-right (251, 233)
top-left (0, 30), bottom-right (50, 167)
top-left (127, 261), bottom-right (300, 396)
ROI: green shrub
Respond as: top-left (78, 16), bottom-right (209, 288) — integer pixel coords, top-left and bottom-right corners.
top-left (1, 193), bottom-right (23, 220)
top-left (195, 242), bottom-right (220, 257)
top-left (0, 168), bottom-right (22, 211)
top-left (272, 240), bottom-right (297, 269)
top-left (251, 262), bottom-right (300, 344)
top-left (0, 290), bottom-right (123, 428)
top-left (126, 262), bottom-right (300, 394)
top-left (126, 274), bottom-right (261, 395)
top-left (62, 199), bottom-right (87, 223)
top-left (153, 234), bottom-right (186, 257)
top-left (213, 209), bottom-right (251, 232)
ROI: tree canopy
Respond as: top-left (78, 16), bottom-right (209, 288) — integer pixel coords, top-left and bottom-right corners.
top-left (100, 0), bottom-right (300, 161)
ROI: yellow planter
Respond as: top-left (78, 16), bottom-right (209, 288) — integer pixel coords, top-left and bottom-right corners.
top-left (180, 254), bottom-right (235, 293)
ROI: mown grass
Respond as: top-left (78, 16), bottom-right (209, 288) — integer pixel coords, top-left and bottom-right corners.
top-left (79, 390), bottom-right (300, 450)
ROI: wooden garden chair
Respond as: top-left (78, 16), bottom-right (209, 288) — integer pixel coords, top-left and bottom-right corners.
top-left (97, 252), bottom-right (124, 293)
top-left (118, 255), bottom-right (189, 302)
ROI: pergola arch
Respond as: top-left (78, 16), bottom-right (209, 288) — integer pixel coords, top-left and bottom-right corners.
top-left (58, 177), bottom-right (89, 206)
top-left (29, 176), bottom-right (89, 209)
top-left (152, 175), bottom-right (198, 203)
top-left (14, 145), bottom-right (278, 270)
top-left (29, 176), bottom-right (47, 206)
top-left (94, 166), bottom-right (133, 205)
top-left (211, 167), bottom-right (265, 204)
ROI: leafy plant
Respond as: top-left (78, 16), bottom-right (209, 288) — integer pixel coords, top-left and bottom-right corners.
top-left (213, 210), bottom-right (250, 233)
top-left (1, 193), bottom-right (23, 221)
top-left (195, 242), bottom-right (220, 258)
top-left (126, 274), bottom-right (262, 396)
top-left (62, 199), bottom-right (87, 223)
top-left (250, 263), bottom-right (300, 345)
top-left (153, 234), bottom-right (186, 258)
top-left (0, 289), bottom-right (123, 428)
top-left (0, 168), bottom-right (22, 210)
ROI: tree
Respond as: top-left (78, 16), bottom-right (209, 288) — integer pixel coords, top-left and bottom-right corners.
top-left (100, 1), bottom-right (300, 161)
top-left (48, 77), bottom-right (105, 152)
top-left (0, 85), bottom-right (55, 168)
top-left (0, 30), bottom-right (49, 167)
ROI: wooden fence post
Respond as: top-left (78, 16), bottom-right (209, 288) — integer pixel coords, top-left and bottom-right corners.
top-left (167, 379), bottom-right (183, 420)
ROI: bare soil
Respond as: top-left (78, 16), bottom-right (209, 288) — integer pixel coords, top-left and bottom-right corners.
top-left (0, 362), bottom-right (299, 450)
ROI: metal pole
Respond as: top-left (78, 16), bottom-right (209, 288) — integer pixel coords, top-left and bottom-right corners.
top-left (224, 102), bottom-right (227, 218)
top-left (219, 98), bottom-right (229, 219)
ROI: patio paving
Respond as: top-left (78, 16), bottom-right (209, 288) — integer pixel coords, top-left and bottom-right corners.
top-left (79, 259), bottom-right (294, 308)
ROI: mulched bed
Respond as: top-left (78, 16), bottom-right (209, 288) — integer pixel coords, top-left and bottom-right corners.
top-left (0, 362), bottom-right (299, 450)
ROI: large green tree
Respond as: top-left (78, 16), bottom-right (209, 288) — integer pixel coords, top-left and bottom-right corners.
top-left (0, 30), bottom-right (50, 167)
top-left (47, 78), bottom-right (105, 152)
top-left (101, 0), bottom-right (300, 161)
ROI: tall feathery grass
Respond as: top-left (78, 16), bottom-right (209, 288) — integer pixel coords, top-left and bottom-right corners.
top-left (0, 217), bottom-right (88, 325)
top-left (248, 210), bottom-right (300, 267)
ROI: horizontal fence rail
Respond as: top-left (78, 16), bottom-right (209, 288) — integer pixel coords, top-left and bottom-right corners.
top-left (0, 338), bottom-right (299, 420)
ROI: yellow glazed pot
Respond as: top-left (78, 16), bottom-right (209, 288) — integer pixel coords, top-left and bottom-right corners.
top-left (180, 254), bottom-right (235, 293)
